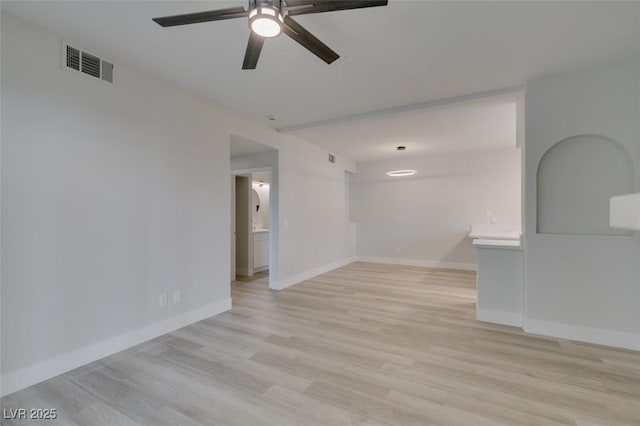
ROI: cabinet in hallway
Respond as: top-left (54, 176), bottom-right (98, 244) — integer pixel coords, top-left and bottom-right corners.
top-left (253, 230), bottom-right (269, 271)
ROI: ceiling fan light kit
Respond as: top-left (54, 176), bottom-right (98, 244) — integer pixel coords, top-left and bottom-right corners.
top-left (249, 3), bottom-right (284, 38)
top-left (152, 0), bottom-right (388, 69)
top-left (386, 170), bottom-right (417, 177)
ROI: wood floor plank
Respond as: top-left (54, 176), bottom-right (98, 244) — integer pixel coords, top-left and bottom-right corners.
top-left (2, 262), bottom-right (639, 425)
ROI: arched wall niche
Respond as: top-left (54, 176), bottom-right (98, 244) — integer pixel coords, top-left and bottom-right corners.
top-left (536, 134), bottom-right (634, 236)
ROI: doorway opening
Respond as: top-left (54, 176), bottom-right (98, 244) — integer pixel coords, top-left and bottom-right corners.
top-left (232, 171), bottom-right (271, 282)
top-left (230, 135), bottom-right (278, 292)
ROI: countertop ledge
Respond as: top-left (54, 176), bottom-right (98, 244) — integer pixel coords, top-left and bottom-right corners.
top-left (472, 238), bottom-right (522, 249)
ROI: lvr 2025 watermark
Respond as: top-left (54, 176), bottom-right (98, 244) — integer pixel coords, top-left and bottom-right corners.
top-left (3, 408), bottom-right (58, 420)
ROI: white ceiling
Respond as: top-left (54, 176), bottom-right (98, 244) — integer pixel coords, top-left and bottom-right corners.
top-left (230, 134), bottom-right (274, 157)
top-left (290, 94), bottom-right (518, 162)
top-left (3, 0), bottom-right (638, 132)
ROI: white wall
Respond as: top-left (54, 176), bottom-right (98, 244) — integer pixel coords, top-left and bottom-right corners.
top-left (352, 148), bottom-right (521, 269)
top-left (524, 60), bottom-right (640, 350)
top-left (476, 246), bottom-right (524, 326)
top-left (1, 12), bottom-right (356, 395)
top-left (231, 142), bottom-right (357, 289)
top-left (277, 136), bottom-right (357, 284)
top-left (1, 10), bottom-right (232, 381)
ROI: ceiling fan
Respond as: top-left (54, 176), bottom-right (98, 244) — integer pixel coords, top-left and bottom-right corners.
top-left (152, 0), bottom-right (388, 69)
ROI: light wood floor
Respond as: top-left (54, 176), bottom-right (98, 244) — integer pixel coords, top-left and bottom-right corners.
top-left (234, 270), bottom-right (269, 283)
top-left (2, 262), bottom-right (639, 425)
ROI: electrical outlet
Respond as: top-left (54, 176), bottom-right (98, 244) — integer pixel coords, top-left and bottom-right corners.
top-left (159, 293), bottom-right (168, 308)
top-left (172, 290), bottom-right (181, 304)
top-left (491, 215), bottom-right (497, 224)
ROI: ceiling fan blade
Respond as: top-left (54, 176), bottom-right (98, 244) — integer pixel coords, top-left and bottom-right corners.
top-left (152, 6), bottom-right (247, 27)
top-left (242, 32), bottom-right (265, 70)
top-left (282, 16), bottom-right (339, 64)
top-left (286, 0), bottom-right (388, 16)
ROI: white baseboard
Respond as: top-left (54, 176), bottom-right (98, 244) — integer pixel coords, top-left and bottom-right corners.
top-left (1, 298), bottom-right (232, 397)
top-left (524, 318), bottom-right (640, 351)
top-left (477, 308), bottom-right (523, 327)
top-left (273, 257), bottom-right (357, 290)
top-left (357, 256), bottom-right (477, 272)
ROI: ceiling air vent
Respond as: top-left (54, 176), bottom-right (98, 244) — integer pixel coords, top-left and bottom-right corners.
top-left (64, 43), bottom-right (114, 84)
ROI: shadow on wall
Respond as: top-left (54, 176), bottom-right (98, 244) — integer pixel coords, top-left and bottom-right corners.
top-left (407, 234), bottom-right (476, 264)
top-left (442, 235), bottom-right (476, 264)
top-left (537, 134), bottom-right (634, 236)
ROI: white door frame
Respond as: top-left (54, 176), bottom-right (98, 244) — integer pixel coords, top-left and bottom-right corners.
top-left (231, 176), bottom-right (236, 282)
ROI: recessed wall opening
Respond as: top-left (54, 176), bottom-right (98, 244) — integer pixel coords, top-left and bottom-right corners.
top-left (536, 134), bottom-right (634, 236)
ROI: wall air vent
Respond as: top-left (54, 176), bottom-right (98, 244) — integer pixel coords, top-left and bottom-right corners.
top-left (63, 43), bottom-right (114, 84)
top-left (81, 51), bottom-right (101, 78)
top-left (66, 45), bottom-right (80, 71)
